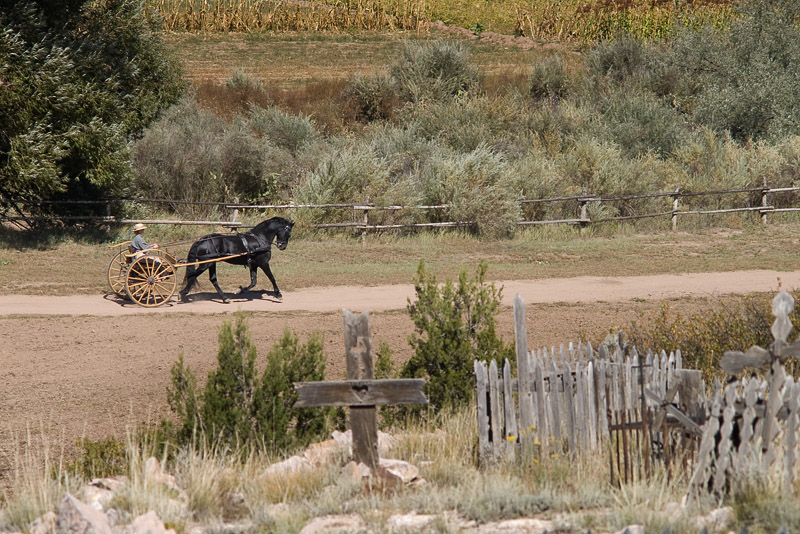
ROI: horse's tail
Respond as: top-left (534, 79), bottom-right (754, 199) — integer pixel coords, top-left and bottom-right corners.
top-left (181, 242), bottom-right (200, 293)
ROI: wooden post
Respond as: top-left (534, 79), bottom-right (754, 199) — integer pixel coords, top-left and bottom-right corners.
top-left (761, 179), bottom-right (768, 226)
top-left (579, 191), bottom-right (589, 233)
top-left (231, 197), bottom-right (240, 227)
top-left (294, 309), bottom-right (427, 470)
top-left (475, 360), bottom-right (491, 463)
top-left (671, 186), bottom-right (680, 231)
top-left (514, 295), bottom-right (536, 449)
top-left (362, 196), bottom-right (370, 245)
top-left (344, 308), bottom-right (376, 468)
top-left (104, 199), bottom-right (111, 233)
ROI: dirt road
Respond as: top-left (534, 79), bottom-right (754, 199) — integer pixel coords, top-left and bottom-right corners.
top-left (1, 269), bottom-right (797, 488)
top-left (1, 269), bottom-right (796, 316)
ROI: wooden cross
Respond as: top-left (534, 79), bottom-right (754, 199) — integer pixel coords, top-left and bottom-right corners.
top-left (293, 309), bottom-right (427, 469)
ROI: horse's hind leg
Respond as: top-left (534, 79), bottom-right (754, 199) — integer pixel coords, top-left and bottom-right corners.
top-left (180, 266), bottom-right (201, 302)
top-left (208, 263), bottom-right (229, 303)
top-left (238, 265), bottom-right (258, 294)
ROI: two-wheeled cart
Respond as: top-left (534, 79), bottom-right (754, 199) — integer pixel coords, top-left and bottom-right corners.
top-left (106, 241), bottom-right (248, 307)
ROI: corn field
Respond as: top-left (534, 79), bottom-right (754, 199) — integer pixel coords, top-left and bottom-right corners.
top-left (144, 0), bottom-right (734, 40)
top-left (515, 0), bottom-right (734, 42)
top-left (144, 0), bottom-right (428, 32)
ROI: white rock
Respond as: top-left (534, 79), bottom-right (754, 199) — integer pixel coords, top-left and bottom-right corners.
top-left (694, 506), bottom-right (734, 532)
top-left (127, 511), bottom-right (175, 534)
top-left (613, 525), bottom-right (644, 534)
top-left (88, 478), bottom-right (127, 493)
top-left (80, 486), bottom-right (114, 513)
top-left (340, 461), bottom-right (364, 484)
top-left (143, 459), bottom-right (187, 503)
top-left (29, 511), bottom-right (56, 534)
top-left (56, 493), bottom-right (112, 534)
top-left (264, 455), bottom-right (312, 475)
top-left (298, 515), bottom-right (366, 534)
top-left (378, 459), bottom-right (418, 484)
top-left (477, 518), bottom-right (553, 534)
top-left (385, 512), bottom-right (436, 530)
top-left (304, 439), bottom-right (344, 466)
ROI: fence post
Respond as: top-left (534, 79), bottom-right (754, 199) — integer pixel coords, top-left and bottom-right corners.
top-left (671, 186), bottom-right (680, 231)
top-left (579, 189), bottom-right (590, 233)
top-left (104, 199), bottom-right (111, 233)
top-left (361, 195), bottom-right (370, 245)
top-left (232, 197), bottom-right (239, 227)
top-left (762, 179), bottom-right (768, 226)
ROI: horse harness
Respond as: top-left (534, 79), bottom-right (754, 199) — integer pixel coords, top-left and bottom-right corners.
top-left (237, 232), bottom-right (270, 267)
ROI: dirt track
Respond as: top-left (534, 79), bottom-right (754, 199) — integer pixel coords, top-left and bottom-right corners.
top-left (1, 269), bottom-right (798, 487)
top-left (2, 269), bottom-right (798, 315)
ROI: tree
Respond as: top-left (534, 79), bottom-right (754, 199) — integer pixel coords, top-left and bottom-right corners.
top-left (0, 0), bottom-right (184, 222)
top-left (167, 315), bottom-right (333, 454)
top-left (401, 260), bottom-right (513, 413)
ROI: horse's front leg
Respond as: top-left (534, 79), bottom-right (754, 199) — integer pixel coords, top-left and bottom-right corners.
top-left (238, 265), bottom-right (258, 294)
top-left (261, 262), bottom-right (281, 298)
top-left (208, 263), bottom-right (229, 303)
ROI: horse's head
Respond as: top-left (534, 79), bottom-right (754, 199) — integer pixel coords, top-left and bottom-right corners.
top-left (275, 220), bottom-right (294, 250)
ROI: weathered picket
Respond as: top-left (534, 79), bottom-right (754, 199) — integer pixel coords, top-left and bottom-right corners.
top-left (689, 291), bottom-right (800, 496)
top-left (475, 294), bottom-right (706, 465)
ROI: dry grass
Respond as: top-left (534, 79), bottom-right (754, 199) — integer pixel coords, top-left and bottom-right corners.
top-left (1, 405), bottom-right (769, 533)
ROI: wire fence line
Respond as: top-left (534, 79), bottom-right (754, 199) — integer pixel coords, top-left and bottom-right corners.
top-left (5, 183), bottom-right (800, 235)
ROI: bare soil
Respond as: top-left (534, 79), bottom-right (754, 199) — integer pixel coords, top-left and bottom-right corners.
top-left (2, 269), bottom-right (798, 490)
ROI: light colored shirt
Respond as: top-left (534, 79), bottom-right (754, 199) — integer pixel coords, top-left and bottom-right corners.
top-left (131, 233), bottom-right (152, 252)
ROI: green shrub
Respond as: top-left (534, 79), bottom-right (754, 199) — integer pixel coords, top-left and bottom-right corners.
top-left (529, 55), bottom-right (571, 101)
top-left (404, 96), bottom-right (519, 153)
top-left (246, 105), bottom-right (318, 155)
top-left (416, 145), bottom-right (522, 237)
top-left (293, 144), bottom-right (390, 222)
top-left (344, 72), bottom-right (400, 123)
top-left (200, 314), bottom-right (259, 447)
top-left (597, 91), bottom-right (689, 158)
top-left (401, 260), bottom-right (513, 414)
top-left (252, 329), bottom-right (333, 453)
top-left (166, 314), bottom-right (333, 454)
top-left (66, 437), bottom-right (128, 480)
top-left (638, 0), bottom-right (800, 142)
top-left (132, 100), bottom-right (280, 212)
top-left (390, 40), bottom-right (480, 103)
top-left (585, 37), bottom-right (647, 84)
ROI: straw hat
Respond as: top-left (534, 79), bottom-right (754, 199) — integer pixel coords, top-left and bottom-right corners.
top-left (133, 223), bottom-right (148, 232)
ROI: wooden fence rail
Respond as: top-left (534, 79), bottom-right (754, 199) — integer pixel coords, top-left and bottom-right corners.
top-left (6, 182), bottom-right (800, 233)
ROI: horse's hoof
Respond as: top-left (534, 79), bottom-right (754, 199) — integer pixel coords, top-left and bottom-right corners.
top-left (274, 292), bottom-right (282, 300)
top-left (222, 298), bottom-right (230, 304)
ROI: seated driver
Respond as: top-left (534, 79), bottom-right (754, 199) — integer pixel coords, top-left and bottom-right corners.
top-left (131, 223), bottom-right (159, 258)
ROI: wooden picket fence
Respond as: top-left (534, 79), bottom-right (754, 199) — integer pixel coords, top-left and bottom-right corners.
top-left (689, 291), bottom-right (800, 497)
top-left (475, 294), bottom-right (706, 469)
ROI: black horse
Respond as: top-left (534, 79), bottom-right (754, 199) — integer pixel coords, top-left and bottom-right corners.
top-left (179, 217), bottom-right (294, 303)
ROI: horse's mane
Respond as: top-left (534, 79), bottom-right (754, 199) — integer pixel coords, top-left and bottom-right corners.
top-left (251, 216), bottom-right (293, 234)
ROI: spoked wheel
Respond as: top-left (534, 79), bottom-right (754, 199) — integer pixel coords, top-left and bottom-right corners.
top-left (125, 254), bottom-right (177, 307)
top-left (106, 250), bottom-right (129, 298)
